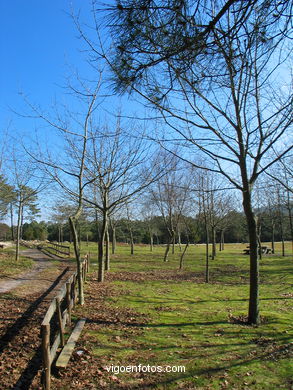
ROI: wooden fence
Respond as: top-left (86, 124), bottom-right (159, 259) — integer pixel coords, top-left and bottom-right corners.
top-left (41, 254), bottom-right (89, 390)
top-left (47, 242), bottom-right (71, 257)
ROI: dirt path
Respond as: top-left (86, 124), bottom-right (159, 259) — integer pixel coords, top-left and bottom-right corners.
top-left (0, 249), bottom-right (73, 389)
top-left (0, 249), bottom-right (55, 294)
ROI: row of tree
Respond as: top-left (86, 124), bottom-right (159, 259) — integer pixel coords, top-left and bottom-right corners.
top-left (0, 172), bottom-right (41, 260)
top-left (2, 188), bottom-right (291, 252)
top-left (0, 0), bottom-right (292, 325)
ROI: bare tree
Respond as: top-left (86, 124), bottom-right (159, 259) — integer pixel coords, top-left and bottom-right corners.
top-left (22, 75), bottom-right (103, 304)
top-left (83, 119), bottom-right (164, 281)
top-left (149, 156), bottom-right (192, 262)
top-left (9, 152), bottom-right (43, 261)
top-left (141, 201), bottom-right (158, 252)
top-left (93, 1), bottom-right (293, 324)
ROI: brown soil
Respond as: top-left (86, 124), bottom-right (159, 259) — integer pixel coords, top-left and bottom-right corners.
top-left (0, 249), bottom-right (74, 389)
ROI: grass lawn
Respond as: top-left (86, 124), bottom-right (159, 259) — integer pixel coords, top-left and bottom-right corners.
top-left (0, 245), bottom-right (34, 277)
top-left (59, 242), bottom-right (293, 390)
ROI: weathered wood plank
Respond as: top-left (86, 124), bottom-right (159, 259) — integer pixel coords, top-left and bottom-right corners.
top-left (56, 298), bottom-right (65, 348)
top-left (55, 319), bottom-right (86, 368)
top-left (42, 300), bottom-right (56, 325)
top-left (50, 333), bottom-right (61, 363)
top-left (41, 324), bottom-right (51, 389)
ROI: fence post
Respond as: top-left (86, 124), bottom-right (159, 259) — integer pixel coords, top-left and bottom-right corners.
top-left (66, 283), bottom-right (72, 326)
top-left (72, 275), bottom-right (76, 308)
top-left (56, 297), bottom-right (65, 347)
top-left (41, 323), bottom-right (51, 390)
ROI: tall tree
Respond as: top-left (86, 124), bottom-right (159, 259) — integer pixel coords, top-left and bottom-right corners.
top-left (84, 119), bottom-right (163, 281)
top-left (24, 76), bottom-right (103, 304)
top-left (92, 0), bottom-right (293, 324)
top-left (149, 156), bottom-right (191, 262)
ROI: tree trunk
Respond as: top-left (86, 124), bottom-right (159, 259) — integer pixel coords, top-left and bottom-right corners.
top-left (257, 222), bottom-right (262, 260)
top-left (20, 205), bottom-right (24, 240)
top-left (212, 226), bottom-right (216, 259)
top-left (281, 229), bottom-right (285, 257)
top-left (10, 202), bottom-right (14, 241)
top-left (98, 210), bottom-right (108, 282)
top-left (179, 243), bottom-right (189, 270)
top-left (178, 231), bottom-right (182, 252)
top-left (279, 214), bottom-right (285, 257)
top-left (172, 230), bottom-right (175, 254)
top-left (219, 230), bottom-right (225, 251)
top-left (242, 191), bottom-right (260, 325)
top-left (69, 216), bottom-right (84, 305)
top-left (15, 199), bottom-right (22, 262)
top-left (222, 230), bottom-right (225, 250)
top-left (149, 230), bottom-right (153, 252)
top-left (105, 228), bottom-right (110, 271)
top-left (286, 192), bottom-right (293, 257)
top-left (205, 223), bottom-right (209, 283)
top-left (130, 228), bottom-right (134, 255)
top-left (271, 221), bottom-right (275, 254)
top-left (163, 241), bottom-right (170, 262)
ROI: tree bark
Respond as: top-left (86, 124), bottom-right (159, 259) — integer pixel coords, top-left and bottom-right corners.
top-left (98, 210), bottom-right (108, 282)
top-left (242, 191), bottom-right (260, 325)
top-left (10, 202), bottom-right (14, 241)
top-left (20, 205), bottom-right (24, 240)
top-left (178, 230), bottom-right (182, 252)
top-left (129, 228), bottom-right (134, 255)
top-left (15, 199), bottom-right (22, 262)
top-left (286, 190), bottom-right (293, 257)
top-left (205, 223), bottom-right (209, 283)
top-left (257, 221), bottom-right (262, 260)
top-left (222, 230), bottom-right (225, 250)
top-left (271, 221), bottom-right (275, 254)
top-left (179, 243), bottom-right (189, 270)
top-left (172, 230), bottom-right (175, 254)
top-left (280, 225), bottom-right (285, 257)
top-left (212, 226), bottom-right (216, 259)
top-left (163, 241), bottom-right (170, 262)
top-left (69, 216), bottom-right (84, 305)
top-left (105, 227), bottom-right (110, 271)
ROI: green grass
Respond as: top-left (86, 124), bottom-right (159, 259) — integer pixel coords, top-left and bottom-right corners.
top-left (0, 246), bottom-right (34, 277)
top-left (75, 242), bottom-right (293, 389)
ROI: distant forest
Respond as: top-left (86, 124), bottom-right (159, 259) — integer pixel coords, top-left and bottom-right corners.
top-left (1, 206), bottom-right (291, 245)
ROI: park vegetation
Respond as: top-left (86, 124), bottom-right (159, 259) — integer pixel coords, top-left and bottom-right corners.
top-left (0, 0), bottom-right (292, 327)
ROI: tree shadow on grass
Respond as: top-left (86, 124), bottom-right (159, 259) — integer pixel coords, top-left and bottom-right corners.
top-left (87, 318), bottom-right (226, 328)
top-left (121, 343), bottom-right (293, 389)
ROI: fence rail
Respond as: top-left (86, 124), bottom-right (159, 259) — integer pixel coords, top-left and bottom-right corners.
top-left (46, 242), bottom-right (71, 257)
top-left (41, 254), bottom-right (89, 390)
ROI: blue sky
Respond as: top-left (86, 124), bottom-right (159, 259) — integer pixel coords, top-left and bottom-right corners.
top-left (0, 0), bottom-right (128, 220)
top-left (0, 0), bottom-right (152, 222)
top-left (1, 1), bottom-right (83, 121)
top-left (0, 0), bottom-right (132, 136)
